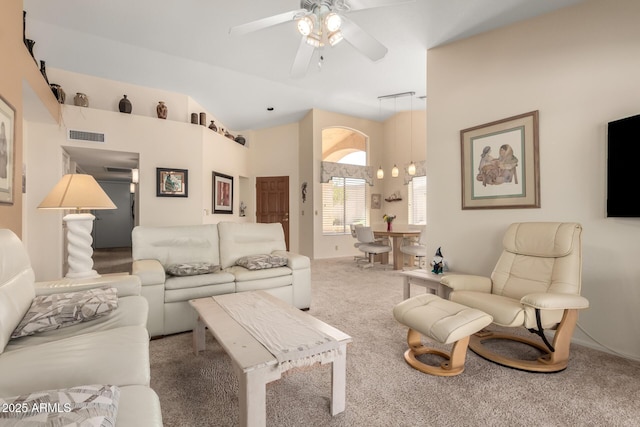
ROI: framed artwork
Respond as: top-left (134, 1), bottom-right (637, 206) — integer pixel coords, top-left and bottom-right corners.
top-left (0, 95), bottom-right (15, 205)
top-left (213, 171), bottom-right (233, 214)
top-left (460, 110), bottom-right (540, 209)
top-left (371, 193), bottom-right (381, 209)
top-left (156, 168), bottom-right (188, 197)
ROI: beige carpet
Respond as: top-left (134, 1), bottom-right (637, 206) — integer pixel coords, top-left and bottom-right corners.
top-left (150, 257), bottom-right (640, 426)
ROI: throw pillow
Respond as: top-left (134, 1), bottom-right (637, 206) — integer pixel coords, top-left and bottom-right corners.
top-left (11, 287), bottom-right (118, 339)
top-left (235, 254), bottom-right (288, 270)
top-left (166, 262), bottom-right (220, 276)
top-left (0, 384), bottom-right (120, 425)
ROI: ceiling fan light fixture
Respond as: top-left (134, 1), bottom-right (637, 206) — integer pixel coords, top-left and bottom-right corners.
top-left (306, 33), bottom-right (322, 47)
top-left (328, 30), bottom-right (343, 46)
top-left (325, 12), bottom-right (342, 32)
top-left (297, 15), bottom-right (314, 36)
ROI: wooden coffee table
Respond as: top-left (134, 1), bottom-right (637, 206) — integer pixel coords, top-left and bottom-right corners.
top-left (189, 291), bottom-right (352, 427)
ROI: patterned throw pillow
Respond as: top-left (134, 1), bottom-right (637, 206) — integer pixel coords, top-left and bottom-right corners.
top-left (0, 384), bottom-right (120, 425)
top-left (235, 254), bottom-right (288, 270)
top-left (165, 262), bottom-right (220, 276)
top-left (11, 287), bottom-right (118, 339)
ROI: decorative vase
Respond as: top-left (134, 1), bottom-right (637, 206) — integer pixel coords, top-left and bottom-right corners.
top-left (387, 221), bottom-right (392, 232)
top-left (25, 39), bottom-right (36, 63)
top-left (119, 95), bottom-right (132, 114)
top-left (190, 113), bottom-right (198, 124)
top-left (224, 131), bottom-right (235, 140)
top-left (74, 92), bottom-right (89, 107)
top-left (199, 112), bottom-right (206, 126)
top-left (208, 120), bottom-right (218, 132)
top-left (49, 84), bottom-right (65, 104)
top-left (39, 60), bottom-right (49, 84)
top-left (156, 101), bottom-right (168, 119)
top-left (235, 134), bottom-right (246, 145)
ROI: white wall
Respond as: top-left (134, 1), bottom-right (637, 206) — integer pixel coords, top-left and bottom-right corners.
top-left (24, 69), bottom-right (251, 280)
top-left (427, 0), bottom-right (640, 359)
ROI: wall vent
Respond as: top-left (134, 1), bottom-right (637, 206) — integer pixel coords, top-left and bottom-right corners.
top-left (68, 129), bottom-right (106, 144)
top-left (105, 167), bottom-right (132, 173)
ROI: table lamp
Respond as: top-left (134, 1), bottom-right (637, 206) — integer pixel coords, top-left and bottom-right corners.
top-left (38, 173), bottom-right (116, 279)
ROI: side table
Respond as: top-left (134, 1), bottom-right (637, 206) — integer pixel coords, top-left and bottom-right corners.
top-left (400, 269), bottom-right (453, 300)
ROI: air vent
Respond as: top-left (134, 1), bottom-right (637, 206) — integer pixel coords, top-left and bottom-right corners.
top-left (68, 129), bottom-right (106, 144)
top-left (105, 167), bottom-right (132, 173)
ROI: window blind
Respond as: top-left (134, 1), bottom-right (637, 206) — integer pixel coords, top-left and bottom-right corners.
top-left (408, 175), bottom-right (427, 225)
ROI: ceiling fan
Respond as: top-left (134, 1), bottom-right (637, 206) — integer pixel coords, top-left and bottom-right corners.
top-left (229, 0), bottom-right (414, 78)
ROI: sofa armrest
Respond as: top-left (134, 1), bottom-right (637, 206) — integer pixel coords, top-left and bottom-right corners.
top-left (35, 274), bottom-right (142, 297)
top-left (440, 274), bottom-right (492, 293)
top-left (272, 250), bottom-right (310, 270)
top-left (132, 259), bottom-right (167, 286)
top-left (521, 293), bottom-right (590, 310)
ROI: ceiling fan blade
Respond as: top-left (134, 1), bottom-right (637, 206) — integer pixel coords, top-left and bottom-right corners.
top-left (345, 0), bottom-right (415, 12)
top-left (340, 16), bottom-right (388, 61)
top-left (229, 9), bottom-right (307, 36)
top-left (290, 36), bottom-right (316, 78)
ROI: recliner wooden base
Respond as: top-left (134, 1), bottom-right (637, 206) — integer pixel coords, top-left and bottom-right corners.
top-left (468, 309), bottom-right (579, 373)
top-left (404, 329), bottom-right (470, 376)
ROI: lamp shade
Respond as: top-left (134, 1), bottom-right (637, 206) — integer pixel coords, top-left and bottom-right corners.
top-left (38, 174), bottom-right (116, 210)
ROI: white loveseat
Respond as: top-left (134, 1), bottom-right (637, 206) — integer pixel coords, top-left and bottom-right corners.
top-left (0, 229), bottom-right (162, 426)
top-left (132, 221), bottom-right (312, 337)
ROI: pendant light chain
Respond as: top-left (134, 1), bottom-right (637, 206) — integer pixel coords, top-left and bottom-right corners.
top-left (391, 97), bottom-right (399, 178)
top-left (377, 98), bottom-right (384, 179)
top-left (408, 94), bottom-right (416, 176)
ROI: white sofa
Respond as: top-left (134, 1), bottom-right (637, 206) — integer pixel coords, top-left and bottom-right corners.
top-left (132, 221), bottom-right (312, 337)
top-left (0, 229), bottom-right (162, 426)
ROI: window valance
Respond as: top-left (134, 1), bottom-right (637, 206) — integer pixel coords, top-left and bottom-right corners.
top-left (320, 162), bottom-right (374, 186)
top-left (403, 160), bottom-right (427, 184)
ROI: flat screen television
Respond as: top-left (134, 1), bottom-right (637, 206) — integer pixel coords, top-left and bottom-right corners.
top-left (607, 114), bottom-right (640, 217)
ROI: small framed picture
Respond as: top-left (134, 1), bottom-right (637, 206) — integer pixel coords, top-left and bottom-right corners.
top-left (0, 95), bottom-right (16, 205)
top-left (156, 168), bottom-right (188, 197)
top-left (213, 171), bottom-right (233, 214)
top-left (371, 193), bottom-right (381, 209)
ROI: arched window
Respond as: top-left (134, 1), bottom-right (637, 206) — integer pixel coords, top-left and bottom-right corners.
top-left (321, 128), bottom-right (368, 235)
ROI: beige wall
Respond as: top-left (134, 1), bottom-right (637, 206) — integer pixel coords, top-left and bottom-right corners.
top-left (309, 109), bottom-right (384, 259)
top-left (0, 2), bottom-right (58, 236)
top-left (248, 122), bottom-right (300, 253)
top-left (380, 110), bottom-right (426, 227)
top-left (427, 0), bottom-right (640, 359)
top-left (295, 108), bottom-right (426, 260)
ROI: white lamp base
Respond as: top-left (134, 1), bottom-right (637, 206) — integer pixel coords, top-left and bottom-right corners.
top-left (63, 213), bottom-right (100, 279)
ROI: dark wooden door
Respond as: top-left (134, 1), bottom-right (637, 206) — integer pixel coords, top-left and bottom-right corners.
top-left (256, 176), bottom-right (289, 250)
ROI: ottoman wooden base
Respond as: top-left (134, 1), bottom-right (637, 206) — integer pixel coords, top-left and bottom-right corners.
top-left (393, 294), bottom-right (493, 377)
top-left (405, 329), bottom-right (471, 376)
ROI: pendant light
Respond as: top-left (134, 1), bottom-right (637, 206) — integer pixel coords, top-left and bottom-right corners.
top-left (376, 91), bottom-right (416, 179)
top-left (407, 94), bottom-right (416, 176)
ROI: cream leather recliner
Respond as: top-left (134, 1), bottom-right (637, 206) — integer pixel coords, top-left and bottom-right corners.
top-left (441, 222), bottom-right (589, 372)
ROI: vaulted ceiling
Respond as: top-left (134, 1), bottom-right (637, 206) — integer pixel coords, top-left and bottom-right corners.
top-left (23, 0), bottom-right (585, 132)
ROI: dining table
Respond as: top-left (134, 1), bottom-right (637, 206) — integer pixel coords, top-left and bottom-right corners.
top-left (373, 228), bottom-right (421, 270)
